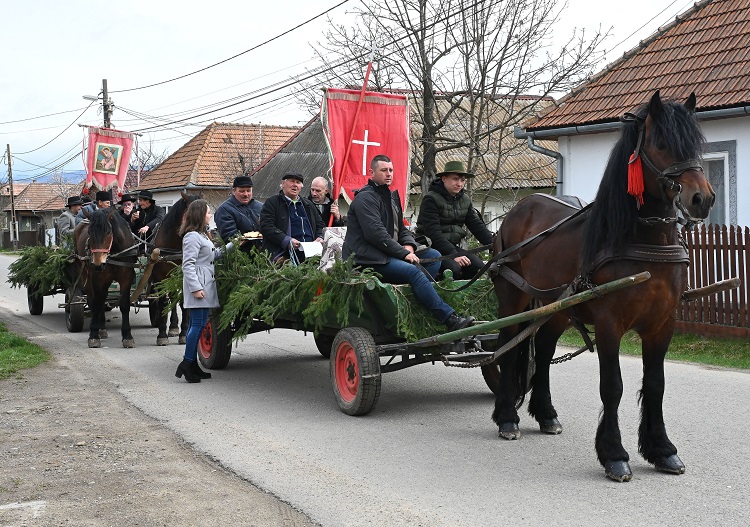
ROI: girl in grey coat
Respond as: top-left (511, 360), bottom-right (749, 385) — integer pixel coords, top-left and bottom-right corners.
top-left (176, 199), bottom-right (235, 383)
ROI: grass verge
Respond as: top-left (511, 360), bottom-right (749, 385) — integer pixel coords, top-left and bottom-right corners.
top-left (0, 322), bottom-right (50, 380)
top-left (559, 328), bottom-right (750, 370)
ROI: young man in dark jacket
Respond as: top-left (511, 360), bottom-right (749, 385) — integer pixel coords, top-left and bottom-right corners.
top-left (260, 171), bottom-right (323, 263)
top-left (131, 189), bottom-right (166, 240)
top-left (343, 154), bottom-right (473, 331)
top-left (214, 175), bottom-right (264, 243)
top-left (416, 160), bottom-right (494, 280)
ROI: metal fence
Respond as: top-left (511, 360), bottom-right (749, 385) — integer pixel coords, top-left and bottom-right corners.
top-left (677, 224), bottom-right (749, 338)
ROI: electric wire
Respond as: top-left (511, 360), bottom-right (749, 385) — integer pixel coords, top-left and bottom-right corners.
top-left (15, 101), bottom-right (96, 155)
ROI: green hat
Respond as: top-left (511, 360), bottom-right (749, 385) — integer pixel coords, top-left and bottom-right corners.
top-left (436, 160), bottom-right (475, 178)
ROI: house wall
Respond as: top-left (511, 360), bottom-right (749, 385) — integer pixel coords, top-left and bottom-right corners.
top-left (556, 114), bottom-right (750, 227)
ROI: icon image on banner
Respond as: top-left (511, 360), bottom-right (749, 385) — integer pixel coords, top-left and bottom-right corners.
top-left (94, 142), bottom-right (122, 175)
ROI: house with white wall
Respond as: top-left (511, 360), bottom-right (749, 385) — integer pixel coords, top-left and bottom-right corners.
top-left (516, 0), bottom-right (749, 227)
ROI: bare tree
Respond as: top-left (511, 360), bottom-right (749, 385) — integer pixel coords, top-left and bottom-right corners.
top-left (48, 170), bottom-right (82, 200)
top-left (126, 136), bottom-right (170, 190)
top-left (297, 0), bottom-right (606, 195)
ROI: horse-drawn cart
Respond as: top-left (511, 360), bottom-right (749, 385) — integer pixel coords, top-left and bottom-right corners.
top-left (196, 260), bottom-right (649, 416)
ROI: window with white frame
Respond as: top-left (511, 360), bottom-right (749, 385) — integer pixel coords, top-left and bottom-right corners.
top-left (701, 140), bottom-right (736, 226)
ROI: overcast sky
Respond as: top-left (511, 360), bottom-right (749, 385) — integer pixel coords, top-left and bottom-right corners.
top-left (0, 0), bottom-right (694, 183)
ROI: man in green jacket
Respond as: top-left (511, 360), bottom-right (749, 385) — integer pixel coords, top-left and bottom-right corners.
top-left (416, 160), bottom-right (494, 280)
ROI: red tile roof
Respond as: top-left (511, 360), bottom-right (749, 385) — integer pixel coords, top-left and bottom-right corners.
top-left (3, 181), bottom-right (83, 212)
top-left (140, 122), bottom-right (299, 190)
top-left (528, 0), bottom-right (750, 130)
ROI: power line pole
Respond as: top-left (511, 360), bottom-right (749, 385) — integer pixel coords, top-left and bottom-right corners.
top-left (6, 144), bottom-right (18, 250)
top-left (102, 79), bottom-right (112, 128)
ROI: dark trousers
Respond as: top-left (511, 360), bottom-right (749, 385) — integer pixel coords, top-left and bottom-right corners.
top-left (440, 250), bottom-right (484, 280)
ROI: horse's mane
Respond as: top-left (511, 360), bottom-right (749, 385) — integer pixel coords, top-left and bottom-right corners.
top-left (159, 194), bottom-right (200, 236)
top-left (581, 98), bottom-right (705, 268)
top-left (89, 208), bottom-right (134, 252)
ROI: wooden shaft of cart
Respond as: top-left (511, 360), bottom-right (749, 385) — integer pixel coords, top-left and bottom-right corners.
top-left (130, 248), bottom-right (161, 303)
top-left (400, 271), bottom-right (651, 349)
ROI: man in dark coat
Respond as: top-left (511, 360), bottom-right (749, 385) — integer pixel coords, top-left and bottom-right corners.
top-left (342, 154), bottom-right (473, 331)
top-left (118, 192), bottom-right (137, 223)
top-left (309, 176), bottom-right (345, 227)
top-left (76, 190), bottom-right (112, 224)
top-left (260, 171), bottom-right (323, 263)
top-left (416, 160), bottom-right (494, 280)
top-left (131, 189), bottom-right (166, 240)
top-left (214, 175), bottom-right (264, 243)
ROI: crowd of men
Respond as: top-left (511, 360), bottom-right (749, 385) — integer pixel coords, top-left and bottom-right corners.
top-left (57, 155), bottom-right (490, 330)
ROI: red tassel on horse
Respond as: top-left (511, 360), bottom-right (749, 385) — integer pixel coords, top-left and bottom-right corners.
top-left (627, 151), bottom-right (644, 207)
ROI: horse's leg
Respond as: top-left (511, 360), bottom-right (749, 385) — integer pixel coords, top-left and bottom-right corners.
top-left (155, 294), bottom-right (170, 346)
top-left (638, 323), bottom-right (684, 475)
top-left (87, 283), bottom-right (108, 348)
top-left (178, 302), bottom-right (189, 345)
top-left (527, 317), bottom-right (568, 435)
top-left (594, 325), bottom-right (631, 482)
top-left (120, 271), bottom-right (135, 348)
top-left (168, 305), bottom-right (180, 337)
top-left (491, 326), bottom-right (523, 440)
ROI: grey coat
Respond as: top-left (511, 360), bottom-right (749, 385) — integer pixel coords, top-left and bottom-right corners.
top-left (182, 231), bottom-right (233, 309)
top-left (57, 210), bottom-right (77, 238)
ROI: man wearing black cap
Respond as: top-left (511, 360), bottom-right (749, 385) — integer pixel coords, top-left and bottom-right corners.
top-left (57, 195), bottom-right (84, 241)
top-left (76, 190), bottom-right (112, 224)
top-left (260, 171), bottom-right (323, 263)
top-left (214, 175), bottom-right (264, 243)
top-left (118, 192), bottom-right (137, 223)
top-left (131, 189), bottom-right (166, 239)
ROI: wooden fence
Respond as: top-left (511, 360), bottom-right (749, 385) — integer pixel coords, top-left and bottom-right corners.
top-left (677, 224), bottom-right (749, 338)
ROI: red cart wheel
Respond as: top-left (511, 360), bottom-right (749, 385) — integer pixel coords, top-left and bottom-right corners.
top-left (197, 309), bottom-right (233, 370)
top-left (330, 327), bottom-right (381, 416)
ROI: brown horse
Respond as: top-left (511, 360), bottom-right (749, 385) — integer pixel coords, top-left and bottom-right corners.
top-left (74, 206), bottom-right (138, 348)
top-left (489, 91), bottom-right (714, 482)
top-left (149, 192), bottom-right (200, 345)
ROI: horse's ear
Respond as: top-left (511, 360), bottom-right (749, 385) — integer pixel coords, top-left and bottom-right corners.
top-left (648, 90), bottom-right (663, 118)
top-left (83, 207), bottom-right (92, 219)
top-left (685, 92), bottom-right (697, 112)
top-left (181, 190), bottom-right (189, 202)
top-left (106, 206), bottom-right (117, 220)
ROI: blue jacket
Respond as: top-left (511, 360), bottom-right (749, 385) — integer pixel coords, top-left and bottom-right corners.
top-left (215, 195), bottom-right (263, 243)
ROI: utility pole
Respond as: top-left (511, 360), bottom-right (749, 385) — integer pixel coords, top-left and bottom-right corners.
top-left (6, 144), bottom-right (18, 250)
top-left (102, 78), bottom-right (112, 128)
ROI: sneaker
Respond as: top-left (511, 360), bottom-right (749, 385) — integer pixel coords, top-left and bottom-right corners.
top-left (444, 313), bottom-right (475, 331)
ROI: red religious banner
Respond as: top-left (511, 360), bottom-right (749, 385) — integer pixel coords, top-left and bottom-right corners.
top-left (83, 126), bottom-right (136, 195)
top-left (321, 88), bottom-right (410, 208)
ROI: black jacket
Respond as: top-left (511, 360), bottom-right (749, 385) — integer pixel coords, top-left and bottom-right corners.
top-left (131, 203), bottom-right (166, 237)
top-left (308, 194), bottom-right (346, 227)
top-left (416, 179), bottom-right (493, 255)
top-left (342, 179), bottom-right (415, 265)
top-left (260, 192), bottom-right (323, 259)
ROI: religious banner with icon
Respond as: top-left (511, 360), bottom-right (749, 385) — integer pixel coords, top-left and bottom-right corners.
top-left (321, 88), bottom-right (410, 208)
top-left (83, 126), bottom-right (136, 194)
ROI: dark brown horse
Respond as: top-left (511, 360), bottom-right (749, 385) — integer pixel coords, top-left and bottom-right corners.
top-left (74, 206), bottom-right (138, 348)
top-left (149, 192), bottom-right (200, 345)
top-left (489, 91), bottom-right (714, 482)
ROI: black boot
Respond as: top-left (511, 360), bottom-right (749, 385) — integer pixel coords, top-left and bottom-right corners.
top-left (175, 359), bottom-right (201, 383)
top-left (191, 360), bottom-right (211, 379)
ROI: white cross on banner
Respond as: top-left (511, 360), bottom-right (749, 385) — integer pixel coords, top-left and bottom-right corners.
top-left (321, 88), bottom-right (410, 207)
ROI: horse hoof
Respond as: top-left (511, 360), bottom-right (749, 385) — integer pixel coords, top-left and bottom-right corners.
top-left (498, 422), bottom-right (521, 440)
top-left (168, 328), bottom-right (180, 337)
top-left (99, 329), bottom-right (108, 339)
top-left (178, 336), bottom-right (187, 345)
top-left (539, 418), bottom-right (563, 435)
top-left (604, 460), bottom-right (632, 482)
top-left (88, 338), bottom-right (101, 348)
top-left (156, 337), bottom-right (169, 346)
top-left (122, 339), bottom-right (135, 349)
top-left (654, 454), bottom-right (685, 475)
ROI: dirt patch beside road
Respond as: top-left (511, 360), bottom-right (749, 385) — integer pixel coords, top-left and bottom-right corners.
top-left (0, 356), bottom-right (318, 526)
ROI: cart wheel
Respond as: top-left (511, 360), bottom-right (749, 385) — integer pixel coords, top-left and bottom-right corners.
top-left (198, 309), bottom-right (233, 370)
top-left (330, 327), bottom-right (381, 416)
top-left (148, 299), bottom-right (160, 328)
top-left (27, 284), bottom-right (44, 315)
top-left (65, 288), bottom-right (85, 333)
top-left (481, 364), bottom-right (501, 396)
top-left (314, 332), bottom-right (335, 359)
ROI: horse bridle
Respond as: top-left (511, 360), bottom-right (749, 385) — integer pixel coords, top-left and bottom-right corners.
top-left (623, 113), bottom-right (706, 227)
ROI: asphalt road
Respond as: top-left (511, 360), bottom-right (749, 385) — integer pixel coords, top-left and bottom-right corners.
top-left (1, 253), bottom-right (748, 526)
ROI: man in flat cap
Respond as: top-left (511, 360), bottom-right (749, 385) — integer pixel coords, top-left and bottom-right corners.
top-left (76, 189), bottom-right (112, 224)
top-left (260, 171), bottom-right (323, 263)
top-left (215, 175), bottom-right (264, 243)
top-left (416, 160), bottom-right (494, 280)
top-left (57, 195), bottom-right (84, 242)
top-left (131, 189), bottom-right (166, 240)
